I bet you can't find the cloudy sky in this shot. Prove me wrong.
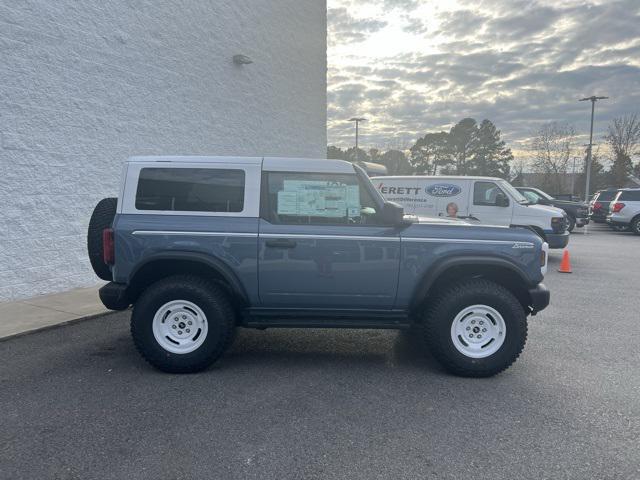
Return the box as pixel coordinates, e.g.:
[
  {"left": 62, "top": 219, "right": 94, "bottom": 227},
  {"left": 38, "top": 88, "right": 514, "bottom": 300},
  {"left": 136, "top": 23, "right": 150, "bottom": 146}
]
[{"left": 327, "top": 0, "right": 640, "bottom": 159}]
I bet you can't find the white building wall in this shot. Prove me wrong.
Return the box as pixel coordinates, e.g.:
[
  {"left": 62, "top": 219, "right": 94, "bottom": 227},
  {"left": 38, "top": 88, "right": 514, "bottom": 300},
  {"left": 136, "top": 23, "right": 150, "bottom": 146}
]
[{"left": 0, "top": 0, "right": 327, "bottom": 301}]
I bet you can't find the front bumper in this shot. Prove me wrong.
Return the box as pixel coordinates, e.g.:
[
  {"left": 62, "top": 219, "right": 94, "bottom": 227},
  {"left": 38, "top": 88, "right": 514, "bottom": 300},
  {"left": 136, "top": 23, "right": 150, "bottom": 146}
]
[
  {"left": 99, "top": 282, "right": 131, "bottom": 311},
  {"left": 528, "top": 283, "right": 550, "bottom": 315},
  {"left": 545, "top": 230, "right": 570, "bottom": 249}
]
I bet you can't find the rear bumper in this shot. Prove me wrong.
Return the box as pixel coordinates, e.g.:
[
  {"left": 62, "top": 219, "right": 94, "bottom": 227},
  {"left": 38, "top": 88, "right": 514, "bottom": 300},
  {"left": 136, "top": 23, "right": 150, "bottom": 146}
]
[
  {"left": 606, "top": 213, "right": 630, "bottom": 226},
  {"left": 528, "top": 283, "right": 550, "bottom": 315},
  {"left": 99, "top": 282, "right": 131, "bottom": 311},
  {"left": 575, "top": 217, "right": 589, "bottom": 227},
  {"left": 545, "top": 231, "right": 570, "bottom": 249}
]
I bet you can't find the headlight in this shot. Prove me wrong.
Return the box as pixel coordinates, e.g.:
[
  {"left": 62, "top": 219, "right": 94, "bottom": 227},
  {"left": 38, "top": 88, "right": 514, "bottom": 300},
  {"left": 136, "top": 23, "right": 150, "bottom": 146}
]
[{"left": 551, "top": 217, "right": 566, "bottom": 233}]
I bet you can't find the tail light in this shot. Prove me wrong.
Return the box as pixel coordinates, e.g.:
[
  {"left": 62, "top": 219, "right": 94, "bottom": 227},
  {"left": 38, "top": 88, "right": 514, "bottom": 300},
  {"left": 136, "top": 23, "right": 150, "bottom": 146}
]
[
  {"left": 592, "top": 202, "right": 602, "bottom": 210},
  {"left": 103, "top": 228, "right": 115, "bottom": 265},
  {"left": 612, "top": 202, "right": 625, "bottom": 213}
]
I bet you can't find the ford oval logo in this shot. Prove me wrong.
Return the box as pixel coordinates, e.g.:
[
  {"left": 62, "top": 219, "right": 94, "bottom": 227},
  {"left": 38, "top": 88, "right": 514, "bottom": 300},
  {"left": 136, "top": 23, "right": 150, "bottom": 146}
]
[{"left": 425, "top": 183, "right": 461, "bottom": 197}]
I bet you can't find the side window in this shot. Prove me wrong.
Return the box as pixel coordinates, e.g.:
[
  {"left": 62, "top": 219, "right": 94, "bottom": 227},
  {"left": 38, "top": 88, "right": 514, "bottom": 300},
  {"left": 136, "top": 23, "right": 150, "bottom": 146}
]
[
  {"left": 264, "top": 172, "right": 382, "bottom": 225},
  {"left": 473, "top": 181, "right": 503, "bottom": 206},
  {"left": 620, "top": 190, "right": 640, "bottom": 201},
  {"left": 135, "top": 168, "right": 245, "bottom": 212}
]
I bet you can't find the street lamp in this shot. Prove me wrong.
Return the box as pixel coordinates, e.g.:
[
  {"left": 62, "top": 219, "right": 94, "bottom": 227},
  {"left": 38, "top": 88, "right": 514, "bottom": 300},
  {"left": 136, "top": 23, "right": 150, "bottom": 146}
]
[
  {"left": 579, "top": 96, "right": 608, "bottom": 202},
  {"left": 349, "top": 117, "right": 367, "bottom": 162}
]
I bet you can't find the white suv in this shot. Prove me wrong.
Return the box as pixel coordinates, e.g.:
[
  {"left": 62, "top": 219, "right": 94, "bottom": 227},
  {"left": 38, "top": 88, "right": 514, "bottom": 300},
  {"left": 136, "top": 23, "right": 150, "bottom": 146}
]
[{"left": 607, "top": 188, "right": 640, "bottom": 235}]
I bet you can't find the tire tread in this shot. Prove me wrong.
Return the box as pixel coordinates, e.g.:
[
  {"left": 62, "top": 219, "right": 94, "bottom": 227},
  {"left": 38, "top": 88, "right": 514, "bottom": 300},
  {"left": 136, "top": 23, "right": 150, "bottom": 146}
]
[
  {"left": 422, "top": 278, "right": 527, "bottom": 377},
  {"left": 131, "top": 274, "right": 236, "bottom": 373},
  {"left": 87, "top": 197, "right": 117, "bottom": 281}
]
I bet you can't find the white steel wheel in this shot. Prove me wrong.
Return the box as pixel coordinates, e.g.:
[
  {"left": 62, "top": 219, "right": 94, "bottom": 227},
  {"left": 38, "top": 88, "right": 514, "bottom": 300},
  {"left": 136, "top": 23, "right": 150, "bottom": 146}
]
[
  {"left": 450, "top": 304, "right": 506, "bottom": 359},
  {"left": 152, "top": 300, "right": 209, "bottom": 354}
]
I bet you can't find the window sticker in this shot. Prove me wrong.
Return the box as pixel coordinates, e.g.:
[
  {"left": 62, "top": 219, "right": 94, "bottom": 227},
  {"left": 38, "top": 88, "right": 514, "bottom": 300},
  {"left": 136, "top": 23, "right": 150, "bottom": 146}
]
[{"left": 277, "top": 180, "right": 361, "bottom": 217}]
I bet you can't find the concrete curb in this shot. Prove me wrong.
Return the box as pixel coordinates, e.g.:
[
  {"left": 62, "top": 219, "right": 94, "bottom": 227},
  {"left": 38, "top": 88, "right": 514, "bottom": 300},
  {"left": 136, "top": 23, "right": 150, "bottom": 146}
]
[{"left": 0, "top": 310, "right": 120, "bottom": 343}]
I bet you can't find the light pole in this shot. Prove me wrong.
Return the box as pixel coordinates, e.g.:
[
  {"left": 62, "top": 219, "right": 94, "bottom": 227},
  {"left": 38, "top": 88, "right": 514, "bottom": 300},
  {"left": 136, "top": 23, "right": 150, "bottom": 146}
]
[
  {"left": 349, "top": 117, "right": 366, "bottom": 162},
  {"left": 579, "top": 96, "right": 608, "bottom": 202}
]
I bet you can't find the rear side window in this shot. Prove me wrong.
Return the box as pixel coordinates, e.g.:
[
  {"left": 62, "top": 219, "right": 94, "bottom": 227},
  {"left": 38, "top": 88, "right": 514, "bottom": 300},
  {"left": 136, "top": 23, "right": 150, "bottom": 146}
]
[
  {"left": 595, "top": 191, "right": 617, "bottom": 201},
  {"left": 619, "top": 190, "right": 640, "bottom": 201},
  {"left": 135, "top": 168, "right": 245, "bottom": 212}
]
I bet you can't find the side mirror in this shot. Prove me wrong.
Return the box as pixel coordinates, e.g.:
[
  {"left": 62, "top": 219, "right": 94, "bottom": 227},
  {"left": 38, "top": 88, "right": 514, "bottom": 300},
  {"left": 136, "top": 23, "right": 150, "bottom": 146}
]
[
  {"left": 496, "top": 192, "right": 510, "bottom": 207},
  {"left": 381, "top": 201, "right": 405, "bottom": 225}
]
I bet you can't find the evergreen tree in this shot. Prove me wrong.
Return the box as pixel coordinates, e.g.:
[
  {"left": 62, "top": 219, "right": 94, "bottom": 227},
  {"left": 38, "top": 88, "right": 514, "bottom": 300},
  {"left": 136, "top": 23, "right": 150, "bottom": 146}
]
[
  {"left": 379, "top": 149, "right": 413, "bottom": 175},
  {"left": 468, "top": 120, "right": 513, "bottom": 178},
  {"left": 409, "top": 132, "right": 450, "bottom": 174},
  {"left": 448, "top": 118, "right": 478, "bottom": 175},
  {"left": 611, "top": 152, "right": 633, "bottom": 187},
  {"left": 327, "top": 146, "right": 347, "bottom": 160}
]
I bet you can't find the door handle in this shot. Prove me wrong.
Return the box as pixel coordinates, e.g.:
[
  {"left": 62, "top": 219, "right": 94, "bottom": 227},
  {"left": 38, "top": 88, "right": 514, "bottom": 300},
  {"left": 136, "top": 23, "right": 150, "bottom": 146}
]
[{"left": 265, "top": 238, "right": 297, "bottom": 249}]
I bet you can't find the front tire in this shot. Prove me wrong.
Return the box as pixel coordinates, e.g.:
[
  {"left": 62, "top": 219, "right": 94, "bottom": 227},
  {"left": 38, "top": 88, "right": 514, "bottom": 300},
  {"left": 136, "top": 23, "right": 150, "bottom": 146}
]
[
  {"left": 422, "top": 279, "right": 527, "bottom": 377},
  {"left": 566, "top": 216, "right": 576, "bottom": 232},
  {"left": 131, "top": 275, "right": 236, "bottom": 373}
]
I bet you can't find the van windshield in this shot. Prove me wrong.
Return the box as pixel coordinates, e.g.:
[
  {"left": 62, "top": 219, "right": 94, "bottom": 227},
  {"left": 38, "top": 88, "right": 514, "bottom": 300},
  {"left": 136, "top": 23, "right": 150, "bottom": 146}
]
[{"left": 497, "top": 180, "right": 529, "bottom": 204}]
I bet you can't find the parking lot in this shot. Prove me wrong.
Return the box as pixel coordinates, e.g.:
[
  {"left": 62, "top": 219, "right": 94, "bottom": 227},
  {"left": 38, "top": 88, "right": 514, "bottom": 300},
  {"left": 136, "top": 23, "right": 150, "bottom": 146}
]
[{"left": 0, "top": 223, "right": 638, "bottom": 480}]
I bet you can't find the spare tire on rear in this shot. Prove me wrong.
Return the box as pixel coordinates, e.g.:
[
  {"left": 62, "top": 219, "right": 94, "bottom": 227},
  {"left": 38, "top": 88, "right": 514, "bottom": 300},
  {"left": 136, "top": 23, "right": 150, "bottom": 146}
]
[{"left": 87, "top": 197, "right": 117, "bottom": 281}]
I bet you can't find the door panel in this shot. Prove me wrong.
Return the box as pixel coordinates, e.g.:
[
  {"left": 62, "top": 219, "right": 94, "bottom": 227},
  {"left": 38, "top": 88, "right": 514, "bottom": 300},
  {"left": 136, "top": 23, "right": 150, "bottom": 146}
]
[
  {"left": 257, "top": 170, "right": 400, "bottom": 309},
  {"left": 469, "top": 181, "right": 513, "bottom": 226},
  {"left": 258, "top": 221, "right": 400, "bottom": 308}
]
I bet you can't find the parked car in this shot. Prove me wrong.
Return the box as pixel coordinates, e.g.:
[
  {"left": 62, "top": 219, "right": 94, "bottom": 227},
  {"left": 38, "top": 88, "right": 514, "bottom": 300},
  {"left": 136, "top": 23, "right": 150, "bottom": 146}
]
[
  {"left": 88, "top": 156, "right": 550, "bottom": 378},
  {"left": 372, "top": 175, "right": 569, "bottom": 248},
  {"left": 515, "top": 187, "right": 589, "bottom": 232},
  {"left": 606, "top": 188, "right": 640, "bottom": 235},
  {"left": 590, "top": 188, "right": 620, "bottom": 223}
]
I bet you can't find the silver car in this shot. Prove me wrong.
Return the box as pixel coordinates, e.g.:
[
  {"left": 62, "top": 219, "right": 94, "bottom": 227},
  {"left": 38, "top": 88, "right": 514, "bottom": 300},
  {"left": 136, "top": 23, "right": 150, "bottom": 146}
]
[{"left": 607, "top": 188, "right": 640, "bottom": 235}]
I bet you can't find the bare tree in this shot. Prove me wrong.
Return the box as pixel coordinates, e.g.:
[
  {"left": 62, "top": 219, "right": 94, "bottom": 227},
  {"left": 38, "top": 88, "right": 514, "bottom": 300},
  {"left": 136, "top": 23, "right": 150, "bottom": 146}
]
[
  {"left": 605, "top": 114, "right": 640, "bottom": 186},
  {"left": 530, "top": 122, "right": 576, "bottom": 194},
  {"left": 509, "top": 157, "right": 529, "bottom": 186},
  {"left": 605, "top": 114, "right": 640, "bottom": 157}
]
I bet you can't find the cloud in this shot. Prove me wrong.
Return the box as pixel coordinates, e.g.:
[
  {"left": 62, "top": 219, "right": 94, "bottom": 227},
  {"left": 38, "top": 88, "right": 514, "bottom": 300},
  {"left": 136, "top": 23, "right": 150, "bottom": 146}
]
[
  {"left": 327, "top": 0, "right": 640, "bottom": 156},
  {"left": 328, "top": 7, "right": 387, "bottom": 45},
  {"left": 376, "top": 0, "right": 420, "bottom": 12},
  {"left": 402, "top": 17, "right": 428, "bottom": 35}
]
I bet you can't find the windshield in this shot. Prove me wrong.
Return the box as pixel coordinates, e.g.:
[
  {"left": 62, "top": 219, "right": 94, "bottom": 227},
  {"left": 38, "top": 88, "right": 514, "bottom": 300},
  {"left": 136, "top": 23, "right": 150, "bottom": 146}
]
[
  {"left": 533, "top": 188, "right": 554, "bottom": 200},
  {"left": 498, "top": 180, "right": 529, "bottom": 204}
]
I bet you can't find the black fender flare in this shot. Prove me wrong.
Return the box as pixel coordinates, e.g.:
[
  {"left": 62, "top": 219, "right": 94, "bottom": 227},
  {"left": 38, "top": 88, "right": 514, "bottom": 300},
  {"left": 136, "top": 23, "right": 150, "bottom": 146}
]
[
  {"left": 128, "top": 251, "right": 250, "bottom": 305},
  {"left": 409, "top": 255, "right": 534, "bottom": 310}
]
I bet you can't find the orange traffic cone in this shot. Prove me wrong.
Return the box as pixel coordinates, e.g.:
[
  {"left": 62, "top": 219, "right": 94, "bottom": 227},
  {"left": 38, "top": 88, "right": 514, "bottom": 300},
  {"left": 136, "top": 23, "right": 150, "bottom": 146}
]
[{"left": 558, "top": 249, "right": 572, "bottom": 273}]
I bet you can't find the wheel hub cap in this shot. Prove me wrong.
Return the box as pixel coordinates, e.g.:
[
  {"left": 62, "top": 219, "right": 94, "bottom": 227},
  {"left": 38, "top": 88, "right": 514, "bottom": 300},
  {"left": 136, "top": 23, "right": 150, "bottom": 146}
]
[
  {"left": 152, "top": 300, "right": 208, "bottom": 354},
  {"left": 450, "top": 305, "right": 507, "bottom": 358}
]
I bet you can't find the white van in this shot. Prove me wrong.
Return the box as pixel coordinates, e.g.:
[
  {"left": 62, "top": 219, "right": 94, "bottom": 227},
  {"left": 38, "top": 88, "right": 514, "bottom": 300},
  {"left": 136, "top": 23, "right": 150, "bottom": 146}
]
[{"left": 372, "top": 175, "right": 570, "bottom": 248}]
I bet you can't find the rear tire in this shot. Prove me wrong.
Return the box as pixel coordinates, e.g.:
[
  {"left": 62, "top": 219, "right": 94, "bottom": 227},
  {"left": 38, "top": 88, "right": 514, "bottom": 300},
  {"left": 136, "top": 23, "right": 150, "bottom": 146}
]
[
  {"left": 631, "top": 217, "right": 640, "bottom": 236},
  {"left": 87, "top": 197, "right": 117, "bottom": 281},
  {"left": 131, "top": 275, "right": 236, "bottom": 373},
  {"left": 566, "top": 216, "right": 576, "bottom": 232},
  {"left": 422, "top": 279, "right": 527, "bottom": 377}
]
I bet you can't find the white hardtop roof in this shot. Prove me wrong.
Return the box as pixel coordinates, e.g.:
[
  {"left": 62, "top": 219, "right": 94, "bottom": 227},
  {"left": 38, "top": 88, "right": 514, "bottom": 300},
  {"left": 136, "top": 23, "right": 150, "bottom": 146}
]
[
  {"left": 127, "top": 156, "right": 355, "bottom": 173},
  {"left": 372, "top": 175, "right": 503, "bottom": 182}
]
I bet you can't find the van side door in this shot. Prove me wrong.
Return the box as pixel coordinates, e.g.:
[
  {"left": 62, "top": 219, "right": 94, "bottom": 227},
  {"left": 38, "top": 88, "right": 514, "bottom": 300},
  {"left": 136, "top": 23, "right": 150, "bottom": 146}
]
[{"left": 469, "top": 181, "right": 513, "bottom": 226}]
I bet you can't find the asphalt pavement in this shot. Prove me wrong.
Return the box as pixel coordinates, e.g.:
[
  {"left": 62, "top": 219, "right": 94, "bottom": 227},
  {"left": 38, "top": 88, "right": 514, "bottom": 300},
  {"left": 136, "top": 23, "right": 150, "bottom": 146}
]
[{"left": 1, "top": 223, "right": 639, "bottom": 480}]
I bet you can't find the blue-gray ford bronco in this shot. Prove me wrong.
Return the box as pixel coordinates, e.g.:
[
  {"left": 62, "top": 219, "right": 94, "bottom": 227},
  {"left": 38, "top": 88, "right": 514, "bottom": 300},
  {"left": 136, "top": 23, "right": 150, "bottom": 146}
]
[{"left": 88, "top": 156, "right": 550, "bottom": 377}]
